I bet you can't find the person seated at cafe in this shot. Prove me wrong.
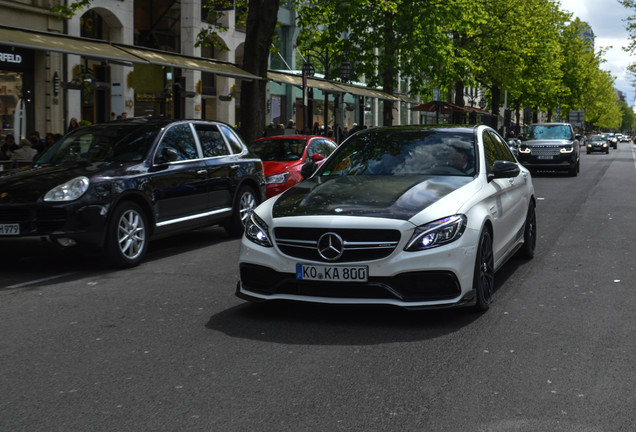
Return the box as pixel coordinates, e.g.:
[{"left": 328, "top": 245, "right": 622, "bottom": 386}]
[
  {"left": 11, "top": 138, "right": 38, "bottom": 162},
  {"left": 0, "top": 134, "right": 18, "bottom": 160}
]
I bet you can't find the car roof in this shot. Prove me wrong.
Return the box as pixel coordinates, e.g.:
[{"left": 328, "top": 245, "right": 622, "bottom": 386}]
[
  {"left": 355, "top": 124, "right": 479, "bottom": 134},
  {"left": 253, "top": 135, "right": 329, "bottom": 142}
]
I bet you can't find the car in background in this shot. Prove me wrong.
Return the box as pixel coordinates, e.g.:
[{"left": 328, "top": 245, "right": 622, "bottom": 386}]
[
  {"left": 0, "top": 118, "right": 265, "bottom": 267},
  {"left": 517, "top": 122, "right": 580, "bottom": 176},
  {"left": 249, "top": 135, "right": 337, "bottom": 198},
  {"left": 586, "top": 134, "right": 609, "bottom": 154},
  {"left": 237, "top": 124, "right": 536, "bottom": 312},
  {"left": 607, "top": 133, "right": 618, "bottom": 149}
]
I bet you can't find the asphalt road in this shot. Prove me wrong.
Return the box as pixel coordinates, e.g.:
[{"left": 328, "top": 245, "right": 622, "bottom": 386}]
[{"left": 2, "top": 142, "right": 636, "bottom": 432}]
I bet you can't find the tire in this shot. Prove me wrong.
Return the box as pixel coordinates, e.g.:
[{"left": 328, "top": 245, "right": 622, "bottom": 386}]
[
  {"left": 105, "top": 202, "right": 149, "bottom": 268},
  {"left": 568, "top": 161, "right": 578, "bottom": 177},
  {"left": 225, "top": 185, "right": 260, "bottom": 237},
  {"left": 473, "top": 229, "right": 495, "bottom": 312},
  {"left": 518, "top": 202, "right": 536, "bottom": 259}
]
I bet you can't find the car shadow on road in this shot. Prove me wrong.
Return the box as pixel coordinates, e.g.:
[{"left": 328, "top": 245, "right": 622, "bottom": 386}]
[
  {"left": 205, "top": 252, "right": 532, "bottom": 345},
  {"left": 0, "top": 226, "right": 235, "bottom": 291},
  {"left": 205, "top": 296, "right": 488, "bottom": 346}
]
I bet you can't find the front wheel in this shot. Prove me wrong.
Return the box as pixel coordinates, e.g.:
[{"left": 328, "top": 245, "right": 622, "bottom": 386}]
[
  {"left": 225, "top": 185, "right": 260, "bottom": 236},
  {"left": 105, "top": 202, "right": 149, "bottom": 267},
  {"left": 473, "top": 229, "right": 495, "bottom": 311}
]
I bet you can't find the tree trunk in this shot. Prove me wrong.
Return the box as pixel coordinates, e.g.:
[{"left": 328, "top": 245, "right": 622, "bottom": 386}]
[
  {"left": 382, "top": 12, "right": 395, "bottom": 126},
  {"left": 491, "top": 85, "right": 501, "bottom": 131},
  {"left": 239, "top": 0, "right": 280, "bottom": 146},
  {"left": 454, "top": 81, "right": 465, "bottom": 124}
]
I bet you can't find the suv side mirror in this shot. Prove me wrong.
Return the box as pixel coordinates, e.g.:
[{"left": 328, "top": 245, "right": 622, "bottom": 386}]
[
  {"left": 300, "top": 161, "right": 318, "bottom": 179},
  {"left": 156, "top": 147, "right": 179, "bottom": 164}
]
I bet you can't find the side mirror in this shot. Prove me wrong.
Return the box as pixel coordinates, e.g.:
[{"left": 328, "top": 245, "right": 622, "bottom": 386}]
[
  {"left": 156, "top": 147, "right": 179, "bottom": 164},
  {"left": 300, "top": 161, "right": 318, "bottom": 179},
  {"left": 488, "top": 160, "right": 520, "bottom": 182},
  {"left": 310, "top": 153, "right": 325, "bottom": 162}
]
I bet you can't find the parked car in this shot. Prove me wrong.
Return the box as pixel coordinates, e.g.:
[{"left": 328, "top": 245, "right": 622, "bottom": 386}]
[
  {"left": 248, "top": 135, "right": 337, "bottom": 198},
  {"left": 0, "top": 118, "right": 265, "bottom": 267},
  {"left": 587, "top": 134, "right": 609, "bottom": 154},
  {"left": 237, "top": 124, "right": 536, "bottom": 311},
  {"left": 516, "top": 122, "right": 580, "bottom": 176}
]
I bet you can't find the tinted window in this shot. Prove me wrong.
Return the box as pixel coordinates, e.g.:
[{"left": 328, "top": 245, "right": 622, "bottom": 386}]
[
  {"left": 307, "top": 139, "right": 337, "bottom": 161},
  {"left": 157, "top": 124, "right": 198, "bottom": 161},
  {"left": 488, "top": 131, "right": 516, "bottom": 163},
  {"left": 250, "top": 139, "right": 307, "bottom": 161},
  {"left": 36, "top": 124, "right": 158, "bottom": 165},
  {"left": 482, "top": 132, "right": 498, "bottom": 173},
  {"left": 219, "top": 124, "right": 245, "bottom": 154},
  {"left": 320, "top": 130, "right": 475, "bottom": 176},
  {"left": 195, "top": 124, "right": 229, "bottom": 157}
]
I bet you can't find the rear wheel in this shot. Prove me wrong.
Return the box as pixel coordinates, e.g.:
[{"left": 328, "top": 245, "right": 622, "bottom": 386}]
[
  {"left": 105, "top": 202, "right": 148, "bottom": 268},
  {"left": 225, "top": 185, "right": 259, "bottom": 236},
  {"left": 473, "top": 229, "right": 494, "bottom": 311}
]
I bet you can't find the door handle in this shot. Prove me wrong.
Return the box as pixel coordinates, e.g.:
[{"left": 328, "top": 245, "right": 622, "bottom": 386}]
[{"left": 196, "top": 169, "right": 207, "bottom": 176}]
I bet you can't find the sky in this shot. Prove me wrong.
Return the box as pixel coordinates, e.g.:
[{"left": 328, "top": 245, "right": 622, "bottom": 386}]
[{"left": 558, "top": 0, "right": 636, "bottom": 107}]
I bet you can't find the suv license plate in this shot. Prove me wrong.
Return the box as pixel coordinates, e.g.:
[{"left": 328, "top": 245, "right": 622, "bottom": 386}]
[
  {"left": 537, "top": 155, "right": 554, "bottom": 160},
  {"left": 0, "top": 223, "right": 20, "bottom": 236},
  {"left": 296, "top": 263, "right": 368, "bottom": 282}
]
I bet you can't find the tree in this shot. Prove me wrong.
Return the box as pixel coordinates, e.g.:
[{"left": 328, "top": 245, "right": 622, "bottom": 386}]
[{"left": 294, "top": 0, "right": 481, "bottom": 126}]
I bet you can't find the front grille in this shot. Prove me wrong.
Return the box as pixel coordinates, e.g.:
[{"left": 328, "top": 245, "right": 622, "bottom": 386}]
[
  {"left": 36, "top": 208, "right": 68, "bottom": 232},
  {"left": 0, "top": 206, "right": 68, "bottom": 233},
  {"left": 0, "top": 208, "right": 29, "bottom": 223},
  {"left": 530, "top": 147, "right": 561, "bottom": 156},
  {"left": 274, "top": 227, "right": 401, "bottom": 263},
  {"left": 240, "top": 264, "right": 461, "bottom": 302}
]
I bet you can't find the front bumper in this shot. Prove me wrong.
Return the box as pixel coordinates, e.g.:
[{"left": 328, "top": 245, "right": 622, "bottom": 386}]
[
  {"left": 236, "top": 227, "right": 480, "bottom": 310},
  {"left": 517, "top": 153, "right": 577, "bottom": 170},
  {"left": 0, "top": 202, "right": 109, "bottom": 248}
]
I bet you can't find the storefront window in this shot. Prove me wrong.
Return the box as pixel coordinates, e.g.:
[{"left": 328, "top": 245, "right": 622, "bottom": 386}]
[{"left": 0, "top": 71, "right": 23, "bottom": 138}]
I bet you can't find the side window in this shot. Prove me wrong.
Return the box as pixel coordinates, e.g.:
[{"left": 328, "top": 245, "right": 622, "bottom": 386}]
[
  {"left": 156, "top": 124, "right": 198, "bottom": 161},
  {"left": 219, "top": 124, "right": 246, "bottom": 154},
  {"left": 194, "top": 124, "right": 230, "bottom": 157},
  {"left": 488, "top": 131, "right": 516, "bottom": 163},
  {"left": 482, "top": 132, "right": 498, "bottom": 173}
]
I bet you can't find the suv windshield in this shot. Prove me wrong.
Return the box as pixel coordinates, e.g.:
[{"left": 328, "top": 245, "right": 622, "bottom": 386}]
[
  {"left": 525, "top": 124, "right": 573, "bottom": 140},
  {"left": 36, "top": 124, "right": 159, "bottom": 165}
]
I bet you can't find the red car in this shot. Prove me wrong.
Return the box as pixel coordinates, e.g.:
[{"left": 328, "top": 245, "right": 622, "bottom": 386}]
[{"left": 249, "top": 135, "right": 338, "bottom": 198}]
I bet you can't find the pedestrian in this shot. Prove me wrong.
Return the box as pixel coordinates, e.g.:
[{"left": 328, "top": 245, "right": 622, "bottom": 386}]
[
  {"left": 11, "top": 138, "right": 38, "bottom": 162},
  {"left": 68, "top": 117, "right": 80, "bottom": 132}
]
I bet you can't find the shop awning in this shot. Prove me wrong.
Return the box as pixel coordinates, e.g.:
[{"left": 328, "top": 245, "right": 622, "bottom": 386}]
[
  {"left": 394, "top": 93, "right": 419, "bottom": 104},
  {"left": 114, "top": 44, "right": 259, "bottom": 79},
  {"left": 0, "top": 24, "right": 260, "bottom": 80},
  {"left": 267, "top": 70, "right": 399, "bottom": 100},
  {"left": 0, "top": 25, "right": 141, "bottom": 65}
]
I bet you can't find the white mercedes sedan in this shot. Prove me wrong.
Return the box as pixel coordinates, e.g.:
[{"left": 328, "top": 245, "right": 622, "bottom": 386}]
[{"left": 236, "top": 124, "right": 536, "bottom": 311}]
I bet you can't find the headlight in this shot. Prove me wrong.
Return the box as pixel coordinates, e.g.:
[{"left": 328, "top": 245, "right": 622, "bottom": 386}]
[
  {"left": 266, "top": 172, "right": 289, "bottom": 184},
  {"left": 405, "top": 215, "right": 467, "bottom": 251},
  {"left": 518, "top": 146, "right": 531, "bottom": 154},
  {"left": 560, "top": 146, "right": 574, "bottom": 153},
  {"left": 603, "top": 143, "right": 608, "bottom": 147},
  {"left": 244, "top": 212, "right": 273, "bottom": 247},
  {"left": 43, "top": 176, "right": 90, "bottom": 202}
]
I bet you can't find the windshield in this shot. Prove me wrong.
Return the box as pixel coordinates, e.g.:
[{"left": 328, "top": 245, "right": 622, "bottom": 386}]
[
  {"left": 35, "top": 124, "right": 159, "bottom": 165},
  {"left": 249, "top": 139, "right": 307, "bottom": 161},
  {"left": 590, "top": 135, "right": 606, "bottom": 142},
  {"left": 525, "top": 124, "right": 573, "bottom": 140},
  {"left": 320, "top": 129, "right": 476, "bottom": 177}
]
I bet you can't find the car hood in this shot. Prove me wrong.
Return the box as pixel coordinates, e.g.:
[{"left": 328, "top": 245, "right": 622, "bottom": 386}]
[
  {"left": 0, "top": 162, "right": 141, "bottom": 203},
  {"left": 270, "top": 175, "right": 474, "bottom": 221},
  {"left": 523, "top": 139, "right": 574, "bottom": 146}
]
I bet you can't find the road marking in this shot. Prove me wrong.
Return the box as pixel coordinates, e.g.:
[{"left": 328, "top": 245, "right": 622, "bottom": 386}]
[{"left": 5, "top": 272, "right": 77, "bottom": 289}]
